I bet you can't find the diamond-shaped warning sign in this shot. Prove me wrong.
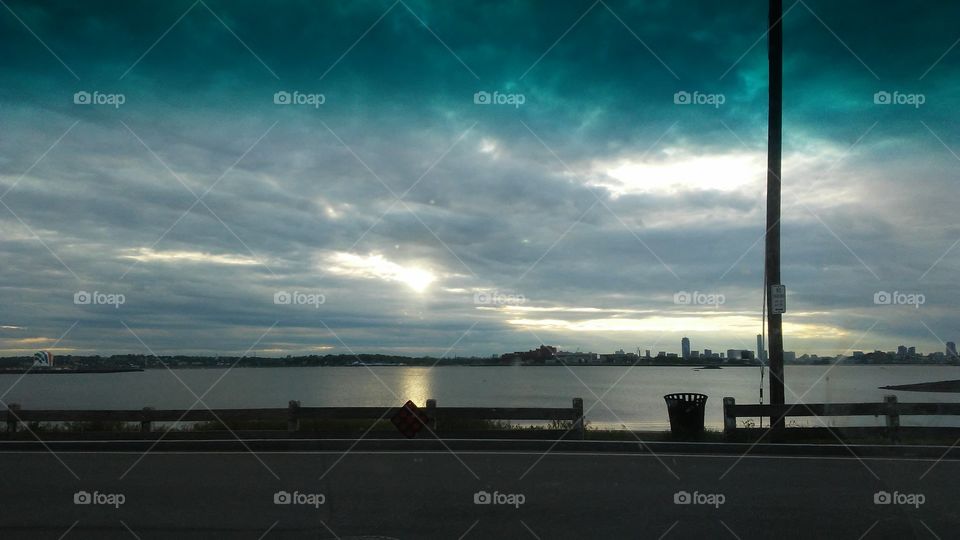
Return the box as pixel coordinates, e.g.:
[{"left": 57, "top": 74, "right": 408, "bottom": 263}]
[{"left": 391, "top": 400, "right": 429, "bottom": 439}]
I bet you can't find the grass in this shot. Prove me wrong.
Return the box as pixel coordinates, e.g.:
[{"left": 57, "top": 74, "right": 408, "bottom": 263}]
[
  {"left": 4, "top": 417, "right": 585, "bottom": 435},
  {"left": 187, "top": 417, "right": 582, "bottom": 432},
  {"left": 16, "top": 421, "right": 141, "bottom": 433},
  {"left": 6, "top": 418, "right": 960, "bottom": 446}
]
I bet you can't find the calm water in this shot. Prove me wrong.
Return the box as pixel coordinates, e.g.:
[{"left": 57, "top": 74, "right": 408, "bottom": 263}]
[{"left": 2, "top": 365, "right": 959, "bottom": 429}]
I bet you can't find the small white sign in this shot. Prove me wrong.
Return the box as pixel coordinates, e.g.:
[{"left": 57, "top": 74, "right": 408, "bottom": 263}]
[{"left": 770, "top": 284, "right": 786, "bottom": 314}]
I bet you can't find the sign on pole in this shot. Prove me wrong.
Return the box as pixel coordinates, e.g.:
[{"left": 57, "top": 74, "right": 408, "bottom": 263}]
[
  {"left": 391, "top": 400, "right": 430, "bottom": 439},
  {"left": 770, "top": 284, "right": 786, "bottom": 315}
]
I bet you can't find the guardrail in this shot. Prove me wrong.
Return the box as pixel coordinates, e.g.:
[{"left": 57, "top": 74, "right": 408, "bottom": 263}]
[
  {"left": 4, "top": 398, "right": 586, "bottom": 439},
  {"left": 723, "top": 395, "right": 960, "bottom": 441}
]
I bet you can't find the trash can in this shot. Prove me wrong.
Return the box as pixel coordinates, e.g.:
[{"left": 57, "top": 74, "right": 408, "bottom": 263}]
[{"left": 664, "top": 393, "right": 708, "bottom": 436}]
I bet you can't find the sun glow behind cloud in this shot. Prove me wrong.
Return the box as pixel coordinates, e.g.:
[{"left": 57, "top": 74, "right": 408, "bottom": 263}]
[
  {"left": 594, "top": 152, "right": 764, "bottom": 195},
  {"left": 326, "top": 252, "right": 437, "bottom": 292}
]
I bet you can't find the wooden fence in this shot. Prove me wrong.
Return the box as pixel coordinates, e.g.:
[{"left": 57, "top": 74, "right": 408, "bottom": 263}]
[
  {"left": 4, "top": 398, "right": 586, "bottom": 439},
  {"left": 723, "top": 395, "right": 960, "bottom": 441}
]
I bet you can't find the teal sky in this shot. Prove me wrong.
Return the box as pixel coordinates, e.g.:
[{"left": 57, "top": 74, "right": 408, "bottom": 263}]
[{"left": 1, "top": 0, "right": 959, "bottom": 357}]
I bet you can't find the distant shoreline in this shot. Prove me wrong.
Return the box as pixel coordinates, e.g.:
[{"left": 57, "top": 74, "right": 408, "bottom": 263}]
[
  {"left": 3, "top": 362, "right": 951, "bottom": 371},
  {"left": 880, "top": 379, "right": 960, "bottom": 392},
  {"left": 2, "top": 358, "right": 958, "bottom": 371}
]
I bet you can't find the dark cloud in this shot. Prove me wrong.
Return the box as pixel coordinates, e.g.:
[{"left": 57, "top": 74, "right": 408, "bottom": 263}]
[{"left": 1, "top": 0, "right": 959, "bottom": 356}]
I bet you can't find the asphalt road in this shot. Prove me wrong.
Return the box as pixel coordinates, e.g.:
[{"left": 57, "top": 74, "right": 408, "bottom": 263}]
[{"left": 0, "top": 444, "right": 956, "bottom": 539}]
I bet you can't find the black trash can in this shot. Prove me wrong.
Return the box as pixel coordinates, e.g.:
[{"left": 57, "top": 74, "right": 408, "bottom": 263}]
[{"left": 664, "top": 393, "right": 708, "bottom": 436}]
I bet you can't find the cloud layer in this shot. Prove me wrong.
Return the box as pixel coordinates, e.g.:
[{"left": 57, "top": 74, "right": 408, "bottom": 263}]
[{"left": 1, "top": 0, "right": 959, "bottom": 357}]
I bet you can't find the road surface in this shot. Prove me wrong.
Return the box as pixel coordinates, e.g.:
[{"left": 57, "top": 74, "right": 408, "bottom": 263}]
[{"left": 0, "top": 442, "right": 956, "bottom": 539}]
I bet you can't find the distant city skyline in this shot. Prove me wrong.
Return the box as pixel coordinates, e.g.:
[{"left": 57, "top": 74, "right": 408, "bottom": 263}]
[{"left": 9, "top": 333, "right": 960, "bottom": 361}]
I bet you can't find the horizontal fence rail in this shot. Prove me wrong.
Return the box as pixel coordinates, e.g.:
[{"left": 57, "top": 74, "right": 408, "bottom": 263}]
[
  {"left": 723, "top": 395, "right": 960, "bottom": 441},
  {"left": 3, "top": 398, "right": 586, "bottom": 439}
]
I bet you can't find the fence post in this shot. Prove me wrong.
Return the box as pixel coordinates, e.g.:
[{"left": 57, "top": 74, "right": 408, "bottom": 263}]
[
  {"left": 6, "top": 403, "right": 20, "bottom": 434},
  {"left": 141, "top": 407, "right": 154, "bottom": 433},
  {"left": 723, "top": 397, "right": 736, "bottom": 436},
  {"left": 287, "top": 400, "right": 301, "bottom": 433},
  {"left": 425, "top": 399, "right": 437, "bottom": 434},
  {"left": 884, "top": 395, "right": 900, "bottom": 443},
  {"left": 572, "top": 397, "right": 584, "bottom": 440}
]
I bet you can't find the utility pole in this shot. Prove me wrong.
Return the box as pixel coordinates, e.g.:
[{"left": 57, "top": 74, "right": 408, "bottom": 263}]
[{"left": 766, "top": 0, "right": 786, "bottom": 431}]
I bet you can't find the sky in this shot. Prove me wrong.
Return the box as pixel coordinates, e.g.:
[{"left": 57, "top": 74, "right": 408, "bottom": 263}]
[{"left": 1, "top": 0, "right": 959, "bottom": 358}]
